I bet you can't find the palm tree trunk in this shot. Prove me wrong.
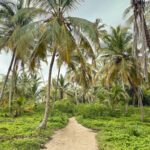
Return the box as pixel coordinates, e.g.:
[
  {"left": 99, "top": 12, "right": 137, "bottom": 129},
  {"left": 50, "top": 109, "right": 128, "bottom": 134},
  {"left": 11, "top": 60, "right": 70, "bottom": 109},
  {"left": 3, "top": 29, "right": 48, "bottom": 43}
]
[
  {"left": 0, "top": 49, "right": 16, "bottom": 101},
  {"left": 132, "top": 94, "right": 136, "bottom": 106},
  {"left": 9, "top": 56, "right": 17, "bottom": 114},
  {"left": 137, "top": 87, "right": 144, "bottom": 121},
  {"left": 140, "top": 12, "right": 148, "bottom": 82},
  {"left": 75, "top": 90, "right": 78, "bottom": 104},
  {"left": 143, "top": 14, "right": 150, "bottom": 50},
  {"left": 13, "top": 60, "right": 19, "bottom": 96},
  {"left": 133, "top": 18, "right": 138, "bottom": 58},
  {"left": 38, "top": 49, "right": 57, "bottom": 129},
  {"left": 60, "top": 89, "right": 63, "bottom": 99},
  {"left": 8, "top": 77, "right": 13, "bottom": 114}
]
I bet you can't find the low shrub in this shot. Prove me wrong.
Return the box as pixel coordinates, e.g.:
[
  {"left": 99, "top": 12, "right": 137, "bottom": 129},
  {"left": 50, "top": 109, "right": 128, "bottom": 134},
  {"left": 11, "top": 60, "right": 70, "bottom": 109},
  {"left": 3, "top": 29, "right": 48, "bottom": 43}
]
[
  {"left": 54, "top": 99, "right": 75, "bottom": 115},
  {"left": 129, "top": 125, "right": 142, "bottom": 137},
  {"left": 76, "top": 103, "right": 109, "bottom": 118}
]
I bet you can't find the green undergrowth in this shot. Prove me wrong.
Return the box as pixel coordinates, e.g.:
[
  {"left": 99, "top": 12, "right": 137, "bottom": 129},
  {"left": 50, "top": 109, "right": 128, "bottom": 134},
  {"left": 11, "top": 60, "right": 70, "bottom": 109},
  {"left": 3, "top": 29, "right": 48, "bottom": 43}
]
[
  {"left": 76, "top": 106, "right": 150, "bottom": 150},
  {"left": 0, "top": 104, "right": 69, "bottom": 150}
]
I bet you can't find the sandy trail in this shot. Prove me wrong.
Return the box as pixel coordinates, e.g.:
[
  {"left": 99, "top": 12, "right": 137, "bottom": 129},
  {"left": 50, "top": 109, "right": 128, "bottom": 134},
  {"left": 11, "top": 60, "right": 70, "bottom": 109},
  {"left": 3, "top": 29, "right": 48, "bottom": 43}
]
[{"left": 43, "top": 117, "right": 98, "bottom": 150}]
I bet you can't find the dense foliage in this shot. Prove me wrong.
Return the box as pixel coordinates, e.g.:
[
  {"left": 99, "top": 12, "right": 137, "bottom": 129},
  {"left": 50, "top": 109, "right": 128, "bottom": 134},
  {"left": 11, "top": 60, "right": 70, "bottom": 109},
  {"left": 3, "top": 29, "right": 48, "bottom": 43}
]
[{"left": 0, "top": 104, "right": 69, "bottom": 150}]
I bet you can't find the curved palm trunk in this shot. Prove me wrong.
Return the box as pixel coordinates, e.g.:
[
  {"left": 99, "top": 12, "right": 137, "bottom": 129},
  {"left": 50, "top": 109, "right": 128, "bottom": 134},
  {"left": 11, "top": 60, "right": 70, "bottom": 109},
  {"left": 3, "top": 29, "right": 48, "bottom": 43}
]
[
  {"left": 38, "top": 49, "right": 56, "bottom": 129},
  {"left": 0, "top": 49, "right": 16, "bottom": 101},
  {"left": 9, "top": 57, "right": 18, "bottom": 114}
]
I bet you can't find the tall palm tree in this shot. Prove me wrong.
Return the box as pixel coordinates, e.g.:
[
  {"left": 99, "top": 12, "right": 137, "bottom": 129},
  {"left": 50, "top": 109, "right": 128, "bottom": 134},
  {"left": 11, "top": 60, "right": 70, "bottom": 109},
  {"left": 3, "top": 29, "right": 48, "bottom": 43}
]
[
  {"left": 31, "top": 0, "right": 100, "bottom": 129},
  {"left": 0, "top": 0, "right": 42, "bottom": 102},
  {"left": 101, "top": 26, "right": 144, "bottom": 121},
  {"left": 101, "top": 26, "right": 135, "bottom": 87},
  {"left": 124, "top": 0, "right": 150, "bottom": 82}
]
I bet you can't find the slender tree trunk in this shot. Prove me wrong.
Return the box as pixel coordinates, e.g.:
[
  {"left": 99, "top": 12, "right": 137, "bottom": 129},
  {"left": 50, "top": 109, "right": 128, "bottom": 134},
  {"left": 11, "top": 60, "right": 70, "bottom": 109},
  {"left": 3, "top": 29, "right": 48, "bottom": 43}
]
[
  {"left": 132, "top": 94, "right": 136, "bottom": 106},
  {"left": 8, "top": 76, "right": 14, "bottom": 114},
  {"left": 143, "top": 14, "right": 150, "bottom": 50},
  {"left": 75, "top": 90, "right": 78, "bottom": 105},
  {"left": 140, "top": 12, "right": 148, "bottom": 82},
  {"left": 133, "top": 14, "right": 138, "bottom": 58},
  {"left": 13, "top": 60, "right": 19, "bottom": 96},
  {"left": 60, "top": 89, "right": 63, "bottom": 99},
  {"left": 0, "top": 50, "right": 16, "bottom": 101},
  {"left": 55, "top": 66, "right": 61, "bottom": 101},
  {"left": 8, "top": 57, "right": 17, "bottom": 114},
  {"left": 137, "top": 87, "right": 144, "bottom": 122},
  {"left": 38, "top": 49, "right": 56, "bottom": 129},
  {"left": 132, "top": 4, "right": 145, "bottom": 121}
]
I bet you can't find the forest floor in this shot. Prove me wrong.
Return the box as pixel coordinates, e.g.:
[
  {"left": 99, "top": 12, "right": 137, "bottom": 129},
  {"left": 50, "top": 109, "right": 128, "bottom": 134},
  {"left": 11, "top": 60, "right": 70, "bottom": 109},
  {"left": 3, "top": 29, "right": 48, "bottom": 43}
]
[{"left": 43, "top": 117, "right": 98, "bottom": 150}]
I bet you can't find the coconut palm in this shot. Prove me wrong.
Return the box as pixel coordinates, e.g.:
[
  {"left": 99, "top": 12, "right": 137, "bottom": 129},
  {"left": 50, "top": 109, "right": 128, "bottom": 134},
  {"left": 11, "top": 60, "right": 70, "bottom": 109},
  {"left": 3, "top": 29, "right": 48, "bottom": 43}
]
[
  {"left": 16, "top": 72, "right": 42, "bottom": 106},
  {"left": 124, "top": 0, "right": 150, "bottom": 82},
  {"left": 101, "top": 26, "right": 144, "bottom": 121},
  {"left": 0, "top": 0, "right": 42, "bottom": 102},
  {"left": 31, "top": 0, "right": 100, "bottom": 129},
  {"left": 57, "top": 74, "right": 69, "bottom": 99},
  {"left": 101, "top": 26, "right": 137, "bottom": 86}
]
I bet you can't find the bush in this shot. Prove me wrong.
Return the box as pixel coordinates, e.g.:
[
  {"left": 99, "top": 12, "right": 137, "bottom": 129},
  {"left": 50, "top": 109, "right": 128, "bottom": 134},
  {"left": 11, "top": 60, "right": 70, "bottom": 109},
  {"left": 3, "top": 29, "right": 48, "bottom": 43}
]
[
  {"left": 54, "top": 99, "right": 75, "bottom": 115},
  {"left": 76, "top": 103, "right": 109, "bottom": 119},
  {"left": 129, "top": 126, "right": 142, "bottom": 137}
]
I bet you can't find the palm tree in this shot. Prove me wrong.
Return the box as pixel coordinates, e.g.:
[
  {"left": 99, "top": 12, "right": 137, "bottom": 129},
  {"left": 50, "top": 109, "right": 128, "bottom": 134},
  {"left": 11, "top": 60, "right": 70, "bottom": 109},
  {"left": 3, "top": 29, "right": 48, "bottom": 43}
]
[
  {"left": 31, "top": 0, "right": 100, "bottom": 129},
  {"left": 57, "top": 74, "right": 69, "bottom": 99},
  {"left": 52, "top": 74, "right": 69, "bottom": 100},
  {"left": 0, "top": 0, "right": 42, "bottom": 103},
  {"left": 16, "top": 72, "right": 42, "bottom": 107},
  {"left": 124, "top": 0, "right": 150, "bottom": 82},
  {"left": 101, "top": 26, "right": 144, "bottom": 120},
  {"left": 101, "top": 26, "right": 135, "bottom": 86}
]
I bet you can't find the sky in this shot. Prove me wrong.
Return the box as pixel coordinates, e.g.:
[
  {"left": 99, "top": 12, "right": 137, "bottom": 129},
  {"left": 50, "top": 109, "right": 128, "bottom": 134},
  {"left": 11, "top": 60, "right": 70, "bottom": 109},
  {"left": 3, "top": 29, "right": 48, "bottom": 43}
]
[{"left": 0, "top": 0, "right": 130, "bottom": 80}]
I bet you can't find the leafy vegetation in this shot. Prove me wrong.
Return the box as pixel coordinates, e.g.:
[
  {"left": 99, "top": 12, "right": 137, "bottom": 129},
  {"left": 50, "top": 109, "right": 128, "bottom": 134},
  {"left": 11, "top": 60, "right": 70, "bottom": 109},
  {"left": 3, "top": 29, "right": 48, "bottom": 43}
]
[
  {"left": 0, "top": 105, "right": 69, "bottom": 150},
  {"left": 76, "top": 106, "right": 150, "bottom": 150}
]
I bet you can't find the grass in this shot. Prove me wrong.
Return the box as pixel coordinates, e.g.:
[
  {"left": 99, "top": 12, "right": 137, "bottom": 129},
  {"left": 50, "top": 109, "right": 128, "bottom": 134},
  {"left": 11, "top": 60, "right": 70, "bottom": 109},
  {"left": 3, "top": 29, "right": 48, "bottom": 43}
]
[
  {"left": 0, "top": 105, "right": 69, "bottom": 150},
  {"left": 76, "top": 107, "right": 150, "bottom": 150}
]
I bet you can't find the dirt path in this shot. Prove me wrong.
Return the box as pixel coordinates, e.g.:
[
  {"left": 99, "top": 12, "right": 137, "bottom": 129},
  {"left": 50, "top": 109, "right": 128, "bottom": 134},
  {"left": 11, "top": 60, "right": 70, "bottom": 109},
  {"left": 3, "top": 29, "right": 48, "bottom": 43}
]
[{"left": 43, "top": 117, "right": 98, "bottom": 150}]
